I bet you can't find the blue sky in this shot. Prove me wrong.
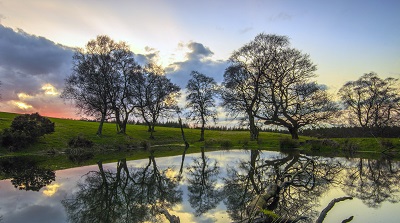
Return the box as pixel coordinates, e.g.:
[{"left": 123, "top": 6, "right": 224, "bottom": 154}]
[{"left": 0, "top": 0, "right": 399, "bottom": 118}]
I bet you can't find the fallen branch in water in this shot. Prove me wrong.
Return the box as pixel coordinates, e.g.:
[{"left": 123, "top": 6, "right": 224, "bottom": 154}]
[{"left": 316, "top": 196, "right": 353, "bottom": 223}]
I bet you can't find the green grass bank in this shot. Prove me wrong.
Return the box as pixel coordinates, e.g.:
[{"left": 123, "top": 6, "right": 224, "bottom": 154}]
[{"left": 1, "top": 112, "right": 399, "bottom": 171}]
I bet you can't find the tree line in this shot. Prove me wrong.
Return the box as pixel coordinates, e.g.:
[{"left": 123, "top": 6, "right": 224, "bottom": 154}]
[{"left": 61, "top": 34, "right": 400, "bottom": 140}]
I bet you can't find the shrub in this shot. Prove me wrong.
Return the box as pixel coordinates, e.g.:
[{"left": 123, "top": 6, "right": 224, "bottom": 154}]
[
  {"left": 68, "top": 134, "right": 93, "bottom": 148},
  {"left": 220, "top": 139, "right": 233, "bottom": 148},
  {"left": 279, "top": 137, "right": 299, "bottom": 150},
  {"left": 1, "top": 113, "right": 55, "bottom": 150},
  {"left": 307, "top": 139, "right": 340, "bottom": 150}
]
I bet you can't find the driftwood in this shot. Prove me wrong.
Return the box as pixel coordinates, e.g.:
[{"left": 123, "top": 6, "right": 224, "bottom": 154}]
[{"left": 316, "top": 196, "right": 353, "bottom": 223}]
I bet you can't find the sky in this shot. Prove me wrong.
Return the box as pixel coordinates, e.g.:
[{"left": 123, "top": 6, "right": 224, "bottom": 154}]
[{"left": 0, "top": 0, "right": 399, "bottom": 119}]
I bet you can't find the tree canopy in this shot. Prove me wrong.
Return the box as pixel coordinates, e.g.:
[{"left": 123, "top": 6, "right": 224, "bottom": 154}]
[
  {"left": 185, "top": 71, "right": 219, "bottom": 141},
  {"left": 338, "top": 72, "right": 400, "bottom": 130},
  {"left": 223, "top": 34, "right": 337, "bottom": 139}
]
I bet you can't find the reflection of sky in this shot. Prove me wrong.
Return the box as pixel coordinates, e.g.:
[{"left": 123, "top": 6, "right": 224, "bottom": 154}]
[{"left": 1, "top": 150, "right": 400, "bottom": 223}]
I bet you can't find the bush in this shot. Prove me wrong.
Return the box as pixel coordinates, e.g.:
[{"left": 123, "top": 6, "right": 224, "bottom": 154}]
[
  {"left": 306, "top": 139, "right": 340, "bottom": 151},
  {"left": 279, "top": 137, "right": 299, "bottom": 150},
  {"left": 68, "top": 134, "right": 93, "bottom": 148},
  {"left": 1, "top": 113, "right": 55, "bottom": 150},
  {"left": 220, "top": 139, "right": 233, "bottom": 148}
]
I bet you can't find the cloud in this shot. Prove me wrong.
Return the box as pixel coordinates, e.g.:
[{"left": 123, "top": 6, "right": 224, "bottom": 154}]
[
  {"left": 165, "top": 41, "right": 228, "bottom": 89},
  {"left": 268, "top": 12, "right": 292, "bottom": 22},
  {"left": 239, "top": 27, "right": 253, "bottom": 34},
  {"left": 0, "top": 24, "right": 75, "bottom": 118}
]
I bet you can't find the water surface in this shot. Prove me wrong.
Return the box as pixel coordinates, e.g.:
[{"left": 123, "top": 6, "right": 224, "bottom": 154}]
[{"left": 0, "top": 150, "right": 399, "bottom": 222}]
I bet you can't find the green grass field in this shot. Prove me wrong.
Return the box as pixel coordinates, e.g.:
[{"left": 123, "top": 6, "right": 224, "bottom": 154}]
[{"left": 1, "top": 111, "right": 399, "bottom": 170}]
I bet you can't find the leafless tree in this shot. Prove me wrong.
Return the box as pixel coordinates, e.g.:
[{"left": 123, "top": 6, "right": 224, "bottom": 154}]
[
  {"left": 223, "top": 34, "right": 337, "bottom": 139},
  {"left": 61, "top": 35, "right": 139, "bottom": 135},
  {"left": 222, "top": 65, "right": 261, "bottom": 140},
  {"left": 185, "top": 71, "right": 219, "bottom": 141},
  {"left": 135, "top": 63, "right": 180, "bottom": 139},
  {"left": 338, "top": 72, "right": 400, "bottom": 130}
]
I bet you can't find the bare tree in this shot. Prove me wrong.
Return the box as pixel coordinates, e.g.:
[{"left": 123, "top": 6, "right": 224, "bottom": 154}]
[
  {"left": 135, "top": 63, "right": 180, "bottom": 139},
  {"left": 185, "top": 71, "right": 219, "bottom": 141},
  {"left": 222, "top": 65, "right": 261, "bottom": 141},
  {"left": 224, "top": 33, "right": 337, "bottom": 139},
  {"left": 338, "top": 72, "right": 400, "bottom": 130},
  {"left": 61, "top": 35, "right": 137, "bottom": 135}
]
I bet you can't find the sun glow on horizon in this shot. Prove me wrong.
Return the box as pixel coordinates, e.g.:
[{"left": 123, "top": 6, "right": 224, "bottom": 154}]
[{"left": 11, "top": 101, "right": 33, "bottom": 110}]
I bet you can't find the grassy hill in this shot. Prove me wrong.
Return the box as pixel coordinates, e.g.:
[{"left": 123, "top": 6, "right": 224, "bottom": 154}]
[{"left": 1, "top": 111, "right": 399, "bottom": 170}]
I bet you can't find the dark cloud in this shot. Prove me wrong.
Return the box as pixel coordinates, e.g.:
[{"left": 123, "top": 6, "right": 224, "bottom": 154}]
[
  {"left": 133, "top": 46, "right": 160, "bottom": 66},
  {"left": 186, "top": 42, "right": 214, "bottom": 60},
  {"left": 0, "top": 24, "right": 74, "bottom": 97},
  {"left": 4, "top": 205, "right": 66, "bottom": 223},
  {"left": 166, "top": 42, "right": 228, "bottom": 88},
  {"left": 0, "top": 24, "right": 75, "bottom": 116}
]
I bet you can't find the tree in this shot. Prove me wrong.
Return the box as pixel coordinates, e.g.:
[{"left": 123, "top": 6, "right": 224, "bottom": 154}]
[
  {"left": 222, "top": 65, "right": 261, "bottom": 140},
  {"left": 1, "top": 113, "right": 55, "bottom": 150},
  {"left": 185, "top": 71, "right": 219, "bottom": 141},
  {"left": 61, "top": 35, "right": 139, "bottom": 135},
  {"left": 338, "top": 72, "right": 400, "bottom": 131},
  {"left": 225, "top": 33, "right": 337, "bottom": 139},
  {"left": 135, "top": 63, "right": 181, "bottom": 139}
]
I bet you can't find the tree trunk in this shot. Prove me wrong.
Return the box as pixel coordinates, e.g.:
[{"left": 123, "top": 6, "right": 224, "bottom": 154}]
[
  {"left": 97, "top": 113, "right": 106, "bottom": 136},
  {"left": 200, "top": 127, "right": 205, "bottom": 141},
  {"left": 199, "top": 115, "right": 205, "bottom": 141},
  {"left": 288, "top": 127, "right": 299, "bottom": 139},
  {"left": 149, "top": 124, "right": 155, "bottom": 139},
  {"left": 248, "top": 113, "right": 258, "bottom": 141}
]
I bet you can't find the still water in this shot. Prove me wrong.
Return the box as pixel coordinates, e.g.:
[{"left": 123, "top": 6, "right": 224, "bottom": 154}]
[{"left": 0, "top": 150, "right": 399, "bottom": 223}]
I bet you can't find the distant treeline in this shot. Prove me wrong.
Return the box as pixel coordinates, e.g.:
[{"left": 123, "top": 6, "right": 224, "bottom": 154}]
[{"left": 300, "top": 127, "right": 400, "bottom": 138}]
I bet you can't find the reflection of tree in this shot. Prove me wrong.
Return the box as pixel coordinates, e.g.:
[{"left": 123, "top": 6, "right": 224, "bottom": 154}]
[
  {"left": 223, "top": 150, "right": 343, "bottom": 222},
  {"left": 0, "top": 156, "right": 55, "bottom": 191},
  {"left": 343, "top": 157, "right": 400, "bottom": 208},
  {"left": 62, "top": 154, "right": 182, "bottom": 223},
  {"left": 186, "top": 147, "right": 222, "bottom": 216}
]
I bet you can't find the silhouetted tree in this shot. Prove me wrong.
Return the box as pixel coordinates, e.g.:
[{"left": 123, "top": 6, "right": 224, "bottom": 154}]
[
  {"left": 338, "top": 72, "right": 400, "bottom": 131},
  {"left": 135, "top": 63, "right": 180, "bottom": 139},
  {"left": 222, "top": 64, "right": 261, "bottom": 141},
  {"left": 224, "top": 34, "right": 338, "bottom": 139},
  {"left": 185, "top": 71, "right": 219, "bottom": 141},
  {"left": 61, "top": 35, "right": 139, "bottom": 135}
]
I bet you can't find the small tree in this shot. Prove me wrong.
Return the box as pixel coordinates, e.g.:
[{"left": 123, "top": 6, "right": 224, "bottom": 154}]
[
  {"left": 185, "top": 71, "right": 219, "bottom": 141},
  {"left": 135, "top": 63, "right": 181, "bottom": 139},
  {"left": 338, "top": 72, "right": 400, "bottom": 130},
  {"left": 1, "top": 113, "right": 55, "bottom": 150}
]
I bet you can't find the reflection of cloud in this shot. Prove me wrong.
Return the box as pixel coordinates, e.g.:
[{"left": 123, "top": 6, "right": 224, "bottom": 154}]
[{"left": 43, "top": 183, "right": 61, "bottom": 197}]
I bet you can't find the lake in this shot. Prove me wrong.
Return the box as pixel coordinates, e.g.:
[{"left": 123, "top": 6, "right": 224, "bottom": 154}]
[{"left": 0, "top": 149, "right": 399, "bottom": 223}]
